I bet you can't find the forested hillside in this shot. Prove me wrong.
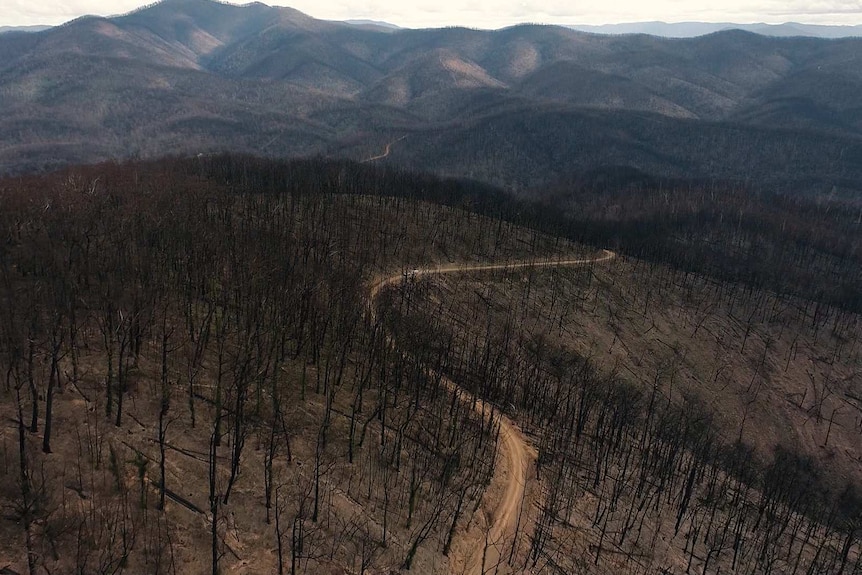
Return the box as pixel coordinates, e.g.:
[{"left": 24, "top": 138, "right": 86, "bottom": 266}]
[
  {"left": 2, "top": 156, "right": 862, "bottom": 574},
  {"left": 0, "top": 156, "right": 586, "bottom": 573},
  {"left": 410, "top": 255, "right": 862, "bottom": 573}
]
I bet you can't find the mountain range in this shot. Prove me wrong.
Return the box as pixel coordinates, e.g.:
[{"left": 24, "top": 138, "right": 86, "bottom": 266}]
[
  {"left": 1, "top": 0, "right": 861, "bottom": 194},
  {"left": 0, "top": 26, "right": 53, "bottom": 34},
  {"left": 569, "top": 22, "right": 862, "bottom": 39},
  {"left": 6, "top": 19, "right": 862, "bottom": 39}
]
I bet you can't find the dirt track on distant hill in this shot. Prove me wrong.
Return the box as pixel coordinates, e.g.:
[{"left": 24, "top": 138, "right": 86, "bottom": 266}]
[
  {"left": 369, "top": 250, "right": 616, "bottom": 574},
  {"left": 361, "top": 135, "right": 407, "bottom": 163}
]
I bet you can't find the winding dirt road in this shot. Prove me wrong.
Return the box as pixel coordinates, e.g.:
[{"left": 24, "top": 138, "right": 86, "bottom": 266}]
[
  {"left": 361, "top": 135, "right": 407, "bottom": 163},
  {"left": 368, "top": 249, "right": 616, "bottom": 574}
]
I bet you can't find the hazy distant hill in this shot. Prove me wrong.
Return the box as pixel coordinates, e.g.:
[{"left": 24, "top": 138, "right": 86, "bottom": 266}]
[
  {"left": 343, "top": 19, "right": 401, "bottom": 31},
  {"left": 570, "top": 21, "right": 862, "bottom": 39},
  {"left": 0, "top": 25, "right": 52, "bottom": 34},
  {"left": 1, "top": 0, "right": 861, "bottom": 194}
]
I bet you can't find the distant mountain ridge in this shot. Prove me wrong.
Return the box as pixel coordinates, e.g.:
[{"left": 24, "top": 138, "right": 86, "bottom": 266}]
[
  {"left": 0, "top": 0, "right": 861, "bottom": 195},
  {"left": 0, "top": 25, "right": 52, "bottom": 34},
  {"left": 343, "top": 19, "right": 401, "bottom": 31},
  {"left": 569, "top": 21, "right": 862, "bottom": 38},
  {"left": 5, "top": 16, "right": 862, "bottom": 38}
]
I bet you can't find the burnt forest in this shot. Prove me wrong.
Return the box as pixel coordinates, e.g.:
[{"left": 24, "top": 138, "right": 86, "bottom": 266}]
[{"left": 2, "top": 1, "right": 862, "bottom": 574}]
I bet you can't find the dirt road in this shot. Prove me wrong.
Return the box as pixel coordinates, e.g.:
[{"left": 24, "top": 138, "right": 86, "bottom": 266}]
[
  {"left": 361, "top": 135, "right": 407, "bottom": 163},
  {"left": 368, "top": 249, "right": 616, "bottom": 574}
]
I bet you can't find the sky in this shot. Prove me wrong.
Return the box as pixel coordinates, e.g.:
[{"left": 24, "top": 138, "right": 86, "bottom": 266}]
[{"left": 3, "top": 0, "right": 862, "bottom": 28}]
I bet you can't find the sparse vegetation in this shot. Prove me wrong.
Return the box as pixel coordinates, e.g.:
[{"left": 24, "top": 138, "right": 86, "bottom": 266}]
[
  {"left": 402, "top": 236, "right": 862, "bottom": 575},
  {"left": 0, "top": 156, "right": 585, "bottom": 573},
  {"left": 1, "top": 147, "right": 861, "bottom": 575},
  {"left": 2, "top": 4, "right": 862, "bottom": 575}
]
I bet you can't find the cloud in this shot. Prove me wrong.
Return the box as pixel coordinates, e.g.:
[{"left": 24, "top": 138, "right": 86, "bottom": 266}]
[
  {"left": 276, "top": 0, "right": 862, "bottom": 26},
  {"left": 3, "top": 0, "right": 144, "bottom": 25}
]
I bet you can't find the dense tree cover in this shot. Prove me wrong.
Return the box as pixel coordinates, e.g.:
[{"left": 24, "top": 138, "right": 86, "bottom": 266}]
[{"left": 539, "top": 167, "right": 862, "bottom": 313}]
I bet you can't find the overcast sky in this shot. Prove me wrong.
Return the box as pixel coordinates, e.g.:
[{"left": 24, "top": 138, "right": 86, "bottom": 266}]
[{"left": 3, "top": 0, "right": 862, "bottom": 28}]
